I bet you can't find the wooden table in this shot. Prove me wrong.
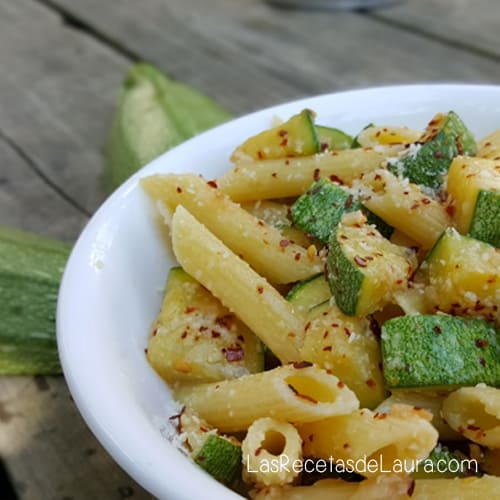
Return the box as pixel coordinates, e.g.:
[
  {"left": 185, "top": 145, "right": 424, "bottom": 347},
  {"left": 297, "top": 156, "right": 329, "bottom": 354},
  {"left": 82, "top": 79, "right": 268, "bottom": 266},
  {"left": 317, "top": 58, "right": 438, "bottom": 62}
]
[{"left": 0, "top": 1, "right": 499, "bottom": 498}]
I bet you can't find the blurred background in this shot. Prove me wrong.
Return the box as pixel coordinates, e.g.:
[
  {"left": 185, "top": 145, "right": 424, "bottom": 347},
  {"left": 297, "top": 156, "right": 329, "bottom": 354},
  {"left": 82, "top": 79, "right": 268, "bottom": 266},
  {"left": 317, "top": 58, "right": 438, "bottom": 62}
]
[{"left": 1, "top": 0, "right": 499, "bottom": 498}]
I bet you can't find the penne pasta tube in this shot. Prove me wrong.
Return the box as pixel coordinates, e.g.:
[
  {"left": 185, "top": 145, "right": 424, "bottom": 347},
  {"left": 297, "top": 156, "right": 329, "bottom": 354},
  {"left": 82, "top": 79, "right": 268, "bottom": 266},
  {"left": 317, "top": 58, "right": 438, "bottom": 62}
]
[
  {"left": 441, "top": 385, "right": 500, "bottom": 449},
  {"left": 251, "top": 475, "right": 500, "bottom": 500},
  {"left": 251, "top": 475, "right": 412, "bottom": 500},
  {"left": 477, "top": 129, "right": 500, "bottom": 159},
  {"left": 218, "top": 149, "right": 383, "bottom": 202},
  {"left": 242, "top": 418, "right": 302, "bottom": 487},
  {"left": 298, "top": 404, "right": 438, "bottom": 477},
  {"left": 170, "top": 205, "right": 303, "bottom": 363},
  {"left": 142, "top": 174, "right": 321, "bottom": 284},
  {"left": 358, "top": 169, "right": 451, "bottom": 249},
  {"left": 174, "top": 364, "right": 359, "bottom": 433}
]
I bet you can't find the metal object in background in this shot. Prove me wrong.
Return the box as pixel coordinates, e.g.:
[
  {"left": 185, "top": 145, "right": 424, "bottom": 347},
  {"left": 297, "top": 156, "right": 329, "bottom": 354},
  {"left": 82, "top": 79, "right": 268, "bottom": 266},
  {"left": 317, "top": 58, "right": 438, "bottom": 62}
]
[{"left": 267, "top": 0, "right": 403, "bottom": 10}]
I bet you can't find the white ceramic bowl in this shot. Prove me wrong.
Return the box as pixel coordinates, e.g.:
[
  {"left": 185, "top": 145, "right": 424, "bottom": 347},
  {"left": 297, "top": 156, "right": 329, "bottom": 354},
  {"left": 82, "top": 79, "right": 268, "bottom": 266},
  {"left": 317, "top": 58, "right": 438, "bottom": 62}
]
[{"left": 57, "top": 84, "right": 500, "bottom": 499}]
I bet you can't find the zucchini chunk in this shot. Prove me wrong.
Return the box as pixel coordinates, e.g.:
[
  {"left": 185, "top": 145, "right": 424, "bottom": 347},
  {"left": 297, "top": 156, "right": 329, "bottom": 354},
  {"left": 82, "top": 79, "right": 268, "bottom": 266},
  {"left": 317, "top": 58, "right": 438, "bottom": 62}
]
[
  {"left": 290, "top": 179, "right": 393, "bottom": 244},
  {"left": 420, "top": 228, "right": 500, "bottom": 324},
  {"left": 286, "top": 274, "right": 331, "bottom": 314},
  {"left": 381, "top": 314, "right": 500, "bottom": 389},
  {"left": 180, "top": 408, "right": 242, "bottom": 486},
  {"left": 231, "top": 109, "right": 319, "bottom": 162},
  {"left": 391, "top": 111, "right": 476, "bottom": 190},
  {"left": 447, "top": 156, "right": 500, "bottom": 247},
  {"left": 300, "top": 302, "right": 386, "bottom": 408},
  {"left": 147, "top": 267, "right": 263, "bottom": 383},
  {"left": 316, "top": 125, "right": 353, "bottom": 151},
  {"left": 326, "top": 213, "right": 417, "bottom": 317},
  {"left": 413, "top": 445, "right": 467, "bottom": 479},
  {"left": 0, "top": 225, "right": 70, "bottom": 374}
]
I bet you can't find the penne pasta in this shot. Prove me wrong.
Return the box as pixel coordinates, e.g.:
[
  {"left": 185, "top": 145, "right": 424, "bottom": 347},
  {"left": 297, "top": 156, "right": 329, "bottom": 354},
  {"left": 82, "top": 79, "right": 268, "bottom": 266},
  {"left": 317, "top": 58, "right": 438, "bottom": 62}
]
[
  {"left": 174, "top": 364, "right": 359, "bottom": 433},
  {"left": 358, "top": 169, "right": 451, "bottom": 249},
  {"left": 477, "top": 129, "right": 500, "bottom": 160},
  {"left": 441, "top": 385, "right": 500, "bottom": 449},
  {"left": 242, "top": 417, "right": 302, "bottom": 487},
  {"left": 170, "top": 205, "right": 303, "bottom": 363},
  {"left": 218, "top": 149, "right": 383, "bottom": 202},
  {"left": 142, "top": 174, "right": 321, "bottom": 284},
  {"left": 298, "top": 404, "right": 438, "bottom": 477}
]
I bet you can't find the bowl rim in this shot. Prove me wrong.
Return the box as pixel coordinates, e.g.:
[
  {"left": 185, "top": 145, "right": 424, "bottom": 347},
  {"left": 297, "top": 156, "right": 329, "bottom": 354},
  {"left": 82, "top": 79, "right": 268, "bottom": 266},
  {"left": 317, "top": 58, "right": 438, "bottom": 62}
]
[{"left": 57, "top": 83, "right": 500, "bottom": 499}]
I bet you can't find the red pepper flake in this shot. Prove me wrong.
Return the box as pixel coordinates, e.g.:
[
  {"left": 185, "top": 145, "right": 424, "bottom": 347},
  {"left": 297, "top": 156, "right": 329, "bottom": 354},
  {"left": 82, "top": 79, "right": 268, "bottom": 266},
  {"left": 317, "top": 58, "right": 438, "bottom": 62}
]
[
  {"left": 487, "top": 277, "right": 496, "bottom": 284},
  {"left": 305, "top": 321, "right": 312, "bottom": 332},
  {"left": 422, "top": 198, "right": 431, "bottom": 205},
  {"left": 374, "top": 173, "right": 382, "bottom": 181},
  {"left": 374, "top": 412, "right": 387, "bottom": 420},
  {"left": 211, "top": 330, "right": 221, "bottom": 339},
  {"left": 456, "top": 136, "right": 464, "bottom": 155},
  {"left": 144, "top": 347, "right": 148, "bottom": 354},
  {"left": 313, "top": 168, "right": 321, "bottom": 181},
  {"left": 323, "top": 330, "right": 329, "bottom": 339},
  {"left": 280, "top": 138, "right": 288, "bottom": 147},
  {"left": 337, "top": 381, "right": 345, "bottom": 388},
  {"left": 344, "top": 195, "right": 354, "bottom": 209},
  {"left": 225, "top": 345, "right": 244, "bottom": 362},
  {"left": 257, "top": 286, "right": 264, "bottom": 294},
  {"left": 467, "top": 424, "right": 481, "bottom": 431},
  {"left": 292, "top": 361, "right": 313, "bottom": 369},
  {"left": 257, "top": 151, "right": 264, "bottom": 160},
  {"left": 410, "top": 202, "right": 419, "bottom": 210},
  {"left": 255, "top": 447, "right": 263, "bottom": 456},
  {"left": 340, "top": 234, "right": 348, "bottom": 240},
  {"left": 433, "top": 325, "right": 442, "bottom": 335},
  {"left": 320, "top": 142, "right": 329, "bottom": 152},
  {"left": 407, "top": 479, "right": 416, "bottom": 497},
  {"left": 396, "top": 279, "right": 403, "bottom": 285},
  {"left": 200, "top": 326, "right": 208, "bottom": 332},
  {"left": 278, "top": 129, "right": 288, "bottom": 137},
  {"left": 285, "top": 159, "right": 290, "bottom": 165},
  {"left": 344, "top": 327, "right": 351, "bottom": 337},
  {"left": 207, "top": 180, "right": 218, "bottom": 188},
  {"left": 185, "top": 306, "right": 196, "bottom": 314},
  {"left": 308, "top": 434, "right": 314, "bottom": 442},
  {"left": 434, "top": 151, "right": 445, "bottom": 159},
  {"left": 294, "top": 253, "right": 301, "bottom": 261},
  {"left": 176, "top": 186, "right": 183, "bottom": 193},
  {"left": 446, "top": 204, "right": 456, "bottom": 217},
  {"left": 272, "top": 172, "right": 277, "bottom": 178},
  {"left": 475, "top": 339, "right": 489, "bottom": 348},
  {"left": 280, "top": 239, "right": 290, "bottom": 247},
  {"left": 237, "top": 335, "right": 245, "bottom": 343},
  {"left": 331, "top": 323, "right": 339, "bottom": 328},
  {"left": 354, "top": 255, "right": 367, "bottom": 267},
  {"left": 479, "top": 357, "right": 486, "bottom": 367},
  {"left": 181, "top": 331, "right": 188, "bottom": 339},
  {"left": 258, "top": 220, "right": 265, "bottom": 227},
  {"left": 366, "top": 379, "right": 376, "bottom": 389},
  {"left": 329, "top": 174, "right": 344, "bottom": 184},
  {"left": 200, "top": 425, "right": 210, "bottom": 433},
  {"left": 152, "top": 328, "right": 158, "bottom": 337},
  {"left": 288, "top": 332, "right": 296, "bottom": 338},
  {"left": 343, "top": 442, "right": 350, "bottom": 449},
  {"left": 322, "top": 345, "right": 332, "bottom": 352}
]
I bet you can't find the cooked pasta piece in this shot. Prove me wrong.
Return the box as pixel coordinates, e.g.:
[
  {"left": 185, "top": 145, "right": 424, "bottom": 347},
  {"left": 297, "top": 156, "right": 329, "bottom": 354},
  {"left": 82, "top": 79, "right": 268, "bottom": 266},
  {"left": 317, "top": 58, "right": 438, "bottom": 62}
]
[
  {"left": 358, "top": 169, "right": 451, "bottom": 249},
  {"left": 170, "top": 205, "right": 303, "bottom": 363},
  {"left": 251, "top": 475, "right": 500, "bottom": 500},
  {"left": 174, "top": 364, "right": 359, "bottom": 433},
  {"left": 242, "top": 418, "right": 302, "bottom": 487},
  {"left": 251, "top": 475, "right": 413, "bottom": 500},
  {"left": 441, "top": 386, "right": 500, "bottom": 448},
  {"left": 299, "top": 404, "right": 438, "bottom": 477},
  {"left": 142, "top": 174, "right": 321, "bottom": 284},
  {"left": 240, "top": 200, "right": 290, "bottom": 227},
  {"left": 356, "top": 125, "right": 421, "bottom": 149},
  {"left": 478, "top": 129, "right": 500, "bottom": 160},
  {"left": 375, "top": 391, "right": 461, "bottom": 441},
  {"left": 218, "top": 149, "right": 383, "bottom": 202}
]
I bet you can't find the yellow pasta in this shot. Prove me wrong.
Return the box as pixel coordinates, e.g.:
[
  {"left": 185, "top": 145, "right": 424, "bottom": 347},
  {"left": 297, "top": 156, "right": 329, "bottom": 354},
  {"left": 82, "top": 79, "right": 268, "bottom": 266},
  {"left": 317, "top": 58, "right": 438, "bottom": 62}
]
[
  {"left": 218, "top": 149, "right": 383, "bottom": 202},
  {"left": 242, "top": 418, "right": 302, "bottom": 487},
  {"left": 174, "top": 364, "right": 359, "bottom": 433},
  {"left": 359, "top": 169, "right": 451, "bottom": 249},
  {"left": 441, "top": 385, "right": 500, "bottom": 449},
  {"left": 142, "top": 174, "right": 321, "bottom": 284},
  {"left": 171, "top": 205, "right": 302, "bottom": 363},
  {"left": 356, "top": 125, "right": 421, "bottom": 149},
  {"left": 298, "top": 404, "right": 438, "bottom": 477},
  {"left": 252, "top": 475, "right": 500, "bottom": 500},
  {"left": 477, "top": 129, "right": 500, "bottom": 159}
]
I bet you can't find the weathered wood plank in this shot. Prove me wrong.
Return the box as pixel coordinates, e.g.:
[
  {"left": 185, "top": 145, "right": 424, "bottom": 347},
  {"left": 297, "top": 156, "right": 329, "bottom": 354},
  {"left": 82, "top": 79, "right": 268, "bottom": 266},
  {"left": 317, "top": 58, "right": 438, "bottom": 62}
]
[
  {"left": 374, "top": 0, "right": 500, "bottom": 59},
  {"left": 0, "top": 0, "right": 130, "bottom": 215},
  {"left": 0, "top": 135, "right": 87, "bottom": 241},
  {"left": 0, "top": 376, "right": 151, "bottom": 500},
  {"left": 50, "top": 0, "right": 500, "bottom": 116}
]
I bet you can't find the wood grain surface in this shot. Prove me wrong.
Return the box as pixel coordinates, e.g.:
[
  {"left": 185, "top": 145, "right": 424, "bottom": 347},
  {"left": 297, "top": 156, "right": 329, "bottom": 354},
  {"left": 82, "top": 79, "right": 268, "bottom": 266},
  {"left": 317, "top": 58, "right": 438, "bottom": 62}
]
[{"left": 1, "top": 0, "right": 499, "bottom": 498}]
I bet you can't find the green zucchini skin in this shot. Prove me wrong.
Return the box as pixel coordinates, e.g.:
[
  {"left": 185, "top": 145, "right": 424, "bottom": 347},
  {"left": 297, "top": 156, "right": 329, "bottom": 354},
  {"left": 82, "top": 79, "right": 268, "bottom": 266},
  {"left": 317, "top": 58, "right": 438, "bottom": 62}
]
[
  {"left": 351, "top": 123, "right": 374, "bottom": 148},
  {"left": 413, "top": 445, "right": 467, "bottom": 479},
  {"left": 194, "top": 434, "right": 242, "bottom": 486},
  {"left": 381, "top": 315, "right": 500, "bottom": 389},
  {"left": 286, "top": 274, "right": 331, "bottom": 313},
  {"left": 290, "top": 179, "right": 393, "bottom": 244},
  {"left": 316, "top": 125, "right": 353, "bottom": 151},
  {"left": 0, "top": 226, "right": 71, "bottom": 374},
  {"left": 392, "top": 111, "right": 476, "bottom": 190},
  {"left": 469, "top": 190, "right": 500, "bottom": 247},
  {"left": 106, "top": 63, "right": 231, "bottom": 189}
]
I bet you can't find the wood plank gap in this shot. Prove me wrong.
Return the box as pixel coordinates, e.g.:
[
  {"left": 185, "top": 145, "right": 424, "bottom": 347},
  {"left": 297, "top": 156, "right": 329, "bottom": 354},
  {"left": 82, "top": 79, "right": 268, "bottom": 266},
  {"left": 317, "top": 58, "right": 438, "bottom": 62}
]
[
  {"left": 0, "top": 129, "right": 92, "bottom": 218},
  {"left": 362, "top": 10, "right": 500, "bottom": 64},
  {"left": 34, "top": 0, "right": 140, "bottom": 63}
]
